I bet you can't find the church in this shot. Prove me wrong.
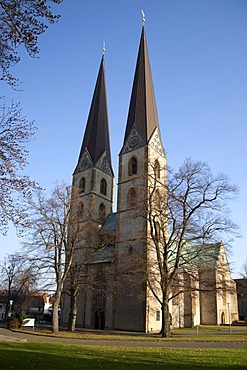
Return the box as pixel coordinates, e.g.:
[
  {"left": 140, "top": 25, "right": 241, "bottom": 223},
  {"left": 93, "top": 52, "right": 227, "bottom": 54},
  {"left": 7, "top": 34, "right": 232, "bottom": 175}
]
[{"left": 61, "top": 25, "right": 238, "bottom": 332}]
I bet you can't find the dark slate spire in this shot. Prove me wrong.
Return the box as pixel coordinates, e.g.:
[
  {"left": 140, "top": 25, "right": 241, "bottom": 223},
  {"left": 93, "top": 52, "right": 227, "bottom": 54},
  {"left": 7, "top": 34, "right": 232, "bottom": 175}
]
[
  {"left": 122, "top": 26, "right": 159, "bottom": 149},
  {"left": 74, "top": 56, "right": 113, "bottom": 176}
]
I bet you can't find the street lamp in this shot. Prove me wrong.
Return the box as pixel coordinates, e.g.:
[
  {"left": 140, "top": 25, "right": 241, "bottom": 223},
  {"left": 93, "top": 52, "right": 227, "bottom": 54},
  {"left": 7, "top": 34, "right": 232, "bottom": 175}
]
[{"left": 9, "top": 300, "right": 13, "bottom": 317}]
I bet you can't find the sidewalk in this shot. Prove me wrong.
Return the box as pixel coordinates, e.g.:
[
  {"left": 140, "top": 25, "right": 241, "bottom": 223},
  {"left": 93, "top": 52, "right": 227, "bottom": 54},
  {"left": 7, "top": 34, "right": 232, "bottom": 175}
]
[{"left": 0, "top": 327, "right": 247, "bottom": 349}]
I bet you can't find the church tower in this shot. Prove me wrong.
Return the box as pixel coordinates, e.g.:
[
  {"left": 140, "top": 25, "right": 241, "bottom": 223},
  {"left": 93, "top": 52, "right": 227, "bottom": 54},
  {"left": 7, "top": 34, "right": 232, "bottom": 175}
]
[
  {"left": 71, "top": 55, "right": 114, "bottom": 327},
  {"left": 73, "top": 54, "right": 114, "bottom": 227},
  {"left": 115, "top": 25, "right": 166, "bottom": 332}
]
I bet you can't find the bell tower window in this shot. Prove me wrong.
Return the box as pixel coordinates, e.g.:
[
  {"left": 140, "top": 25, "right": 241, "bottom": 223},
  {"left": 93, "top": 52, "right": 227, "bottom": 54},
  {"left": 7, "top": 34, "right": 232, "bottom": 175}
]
[
  {"left": 77, "top": 202, "right": 84, "bottom": 218},
  {"left": 79, "top": 177, "right": 86, "bottom": 192},
  {"left": 100, "top": 179, "right": 107, "bottom": 196},
  {"left": 128, "top": 188, "right": 137, "bottom": 206},
  {"left": 128, "top": 157, "right": 138, "bottom": 176},
  {"left": 99, "top": 203, "right": 106, "bottom": 219}
]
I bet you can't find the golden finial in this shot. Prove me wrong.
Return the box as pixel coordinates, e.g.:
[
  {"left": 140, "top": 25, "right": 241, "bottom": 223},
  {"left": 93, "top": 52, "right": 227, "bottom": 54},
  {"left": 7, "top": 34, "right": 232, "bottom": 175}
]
[
  {"left": 102, "top": 41, "right": 106, "bottom": 56},
  {"left": 141, "top": 10, "right": 145, "bottom": 25}
]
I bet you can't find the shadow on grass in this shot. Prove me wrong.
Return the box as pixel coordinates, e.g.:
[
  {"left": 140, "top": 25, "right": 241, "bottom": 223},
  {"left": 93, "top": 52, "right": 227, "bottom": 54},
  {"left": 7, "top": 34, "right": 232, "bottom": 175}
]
[{"left": 0, "top": 343, "right": 246, "bottom": 369}]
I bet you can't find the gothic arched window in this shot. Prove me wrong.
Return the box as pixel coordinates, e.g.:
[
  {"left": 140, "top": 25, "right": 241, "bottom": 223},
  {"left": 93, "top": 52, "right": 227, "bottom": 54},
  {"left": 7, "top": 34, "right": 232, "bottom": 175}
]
[
  {"left": 128, "top": 157, "right": 138, "bottom": 176},
  {"left": 222, "top": 277, "right": 227, "bottom": 305},
  {"left": 79, "top": 177, "right": 86, "bottom": 192},
  {"left": 154, "top": 189, "right": 161, "bottom": 210},
  {"left": 155, "top": 221, "right": 161, "bottom": 241},
  {"left": 77, "top": 202, "right": 84, "bottom": 218},
  {"left": 95, "top": 292, "right": 104, "bottom": 309},
  {"left": 154, "top": 159, "right": 160, "bottom": 179},
  {"left": 128, "top": 187, "right": 137, "bottom": 206},
  {"left": 100, "top": 179, "right": 107, "bottom": 196},
  {"left": 99, "top": 203, "right": 106, "bottom": 219}
]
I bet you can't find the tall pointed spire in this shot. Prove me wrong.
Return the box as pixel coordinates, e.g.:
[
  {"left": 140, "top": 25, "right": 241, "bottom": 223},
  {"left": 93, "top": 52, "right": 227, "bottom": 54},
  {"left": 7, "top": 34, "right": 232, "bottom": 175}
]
[
  {"left": 74, "top": 56, "right": 113, "bottom": 175},
  {"left": 122, "top": 26, "right": 160, "bottom": 152}
]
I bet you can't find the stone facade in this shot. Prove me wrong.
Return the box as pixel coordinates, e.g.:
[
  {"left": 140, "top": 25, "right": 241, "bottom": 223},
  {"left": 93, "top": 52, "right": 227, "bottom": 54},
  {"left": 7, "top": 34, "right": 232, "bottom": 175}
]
[
  {"left": 61, "top": 27, "right": 238, "bottom": 331},
  {"left": 235, "top": 278, "right": 247, "bottom": 321}
]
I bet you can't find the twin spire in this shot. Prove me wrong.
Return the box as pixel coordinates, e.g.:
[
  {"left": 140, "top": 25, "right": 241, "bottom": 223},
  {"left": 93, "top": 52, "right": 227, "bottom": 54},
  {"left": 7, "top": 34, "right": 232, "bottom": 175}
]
[
  {"left": 74, "top": 55, "right": 113, "bottom": 175},
  {"left": 123, "top": 26, "right": 159, "bottom": 147},
  {"left": 75, "top": 22, "right": 160, "bottom": 174}
]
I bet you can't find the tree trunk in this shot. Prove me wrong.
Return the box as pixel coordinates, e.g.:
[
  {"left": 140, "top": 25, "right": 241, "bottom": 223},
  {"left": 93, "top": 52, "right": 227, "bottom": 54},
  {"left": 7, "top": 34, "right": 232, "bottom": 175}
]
[
  {"left": 68, "top": 293, "right": 77, "bottom": 332},
  {"left": 4, "top": 285, "right": 11, "bottom": 321},
  {"left": 161, "top": 292, "right": 171, "bottom": 337},
  {"left": 52, "top": 292, "right": 61, "bottom": 333}
]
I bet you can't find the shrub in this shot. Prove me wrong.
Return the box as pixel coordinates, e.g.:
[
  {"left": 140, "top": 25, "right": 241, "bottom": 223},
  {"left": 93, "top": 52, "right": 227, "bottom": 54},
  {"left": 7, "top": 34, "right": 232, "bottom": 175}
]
[{"left": 7, "top": 313, "right": 27, "bottom": 329}]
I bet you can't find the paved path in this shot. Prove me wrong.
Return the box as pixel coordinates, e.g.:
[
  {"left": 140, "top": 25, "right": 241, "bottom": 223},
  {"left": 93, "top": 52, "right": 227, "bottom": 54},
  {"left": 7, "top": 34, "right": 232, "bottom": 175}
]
[{"left": 0, "top": 328, "right": 246, "bottom": 349}]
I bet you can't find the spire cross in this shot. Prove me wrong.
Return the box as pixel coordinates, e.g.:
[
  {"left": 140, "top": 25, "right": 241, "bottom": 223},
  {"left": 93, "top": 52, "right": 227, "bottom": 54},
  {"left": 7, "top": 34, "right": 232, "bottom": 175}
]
[
  {"left": 141, "top": 10, "right": 145, "bottom": 25},
  {"left": 102, "top": 41, "right": 106, "bottom": 56}
]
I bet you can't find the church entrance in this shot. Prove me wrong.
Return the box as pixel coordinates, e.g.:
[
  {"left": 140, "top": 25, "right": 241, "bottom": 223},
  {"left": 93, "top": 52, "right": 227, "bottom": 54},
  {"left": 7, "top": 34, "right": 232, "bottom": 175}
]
[
  {"left": 93, "top": 275, "right": 106, "bottom": 330},
  {"left": 221, "top": 312, "right": 225, "bottom": 324},
  {"left": 94, "top": 310, "right": 105, "bottom": 330}
]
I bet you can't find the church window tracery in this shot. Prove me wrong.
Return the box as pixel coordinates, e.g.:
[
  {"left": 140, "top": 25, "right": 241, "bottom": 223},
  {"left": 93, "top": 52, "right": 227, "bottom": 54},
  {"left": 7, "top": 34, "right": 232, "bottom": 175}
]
[
  {"left": 79, "top": 177, "right": 86, "bottom": 192},
  {"left": 77, "top": 202, "right": 84, "bottom": 218},
  {"left": 222, "top": 277, "right": 227, "bottom": 305},
  {"left": 154, "top": 159, "right": 160, "bottom": 179},
  {"left": 155, "top": 221, "right": 161, "bottom": 242},
  {"left": 95, "top": 292, "right": 104, "bottom": 309},
  {"left": 154, "top": 189, "right": 161, "bottom": 210},
  {"left": 128, "top": 157, "right": 138, "bottom": 176},
  {"left": 100, "top": 179, "right": 107, "bottom": 196},
  {"left": 128, "top": 187, "right": 137, "bottom": 206},
  {"left": 99, "top": 203, "right": 106, "bottom": 219}
]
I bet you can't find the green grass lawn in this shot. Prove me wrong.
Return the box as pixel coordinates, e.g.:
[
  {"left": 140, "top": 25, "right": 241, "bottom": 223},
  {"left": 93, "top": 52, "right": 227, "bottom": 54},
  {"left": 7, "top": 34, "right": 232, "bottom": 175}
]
[{"left": 0, "top": 343, "right": 246, "bottom": 369}]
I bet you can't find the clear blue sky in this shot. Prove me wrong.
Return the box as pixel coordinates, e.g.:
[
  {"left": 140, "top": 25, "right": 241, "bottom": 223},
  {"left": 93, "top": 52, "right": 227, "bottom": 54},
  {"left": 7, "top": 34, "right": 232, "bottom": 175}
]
[{"left": 0, "top": 0, "right": 246, "bottom": 277}]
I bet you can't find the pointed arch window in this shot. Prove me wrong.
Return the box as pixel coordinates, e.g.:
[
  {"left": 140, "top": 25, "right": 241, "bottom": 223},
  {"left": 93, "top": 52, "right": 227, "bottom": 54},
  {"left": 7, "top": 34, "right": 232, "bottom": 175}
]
[
  {"left": 155, "top": 221, "right": 161, "bottom": 242},
  {"left": 154, "top": 159, "right": 160, "bottom": 179},
  {"left": 79, "top": 177, "right": 86, "bottom": 192},
  {"left": 154, "top": 189, "right": 161, "bottom": 211},
  {"left": 99, "top": 203, "right": 106, "bottom": 219},
  {"left": 128, "top": 187, "right": 137, "bottom": 207},
  {"left": 100, "top": 179, "right": 107, "bottom": 196},
  {"left": 222, "top": 277, "right": 227, "bottom": 305},
  {"left": 129, "top": 157, "right": 138, "bottom": 176},
  {"left": 77, "top": 202, "right": 84, "bottom": 218},
  {"left": 95, "top": 292, "right": 104, "bottom": 309}
]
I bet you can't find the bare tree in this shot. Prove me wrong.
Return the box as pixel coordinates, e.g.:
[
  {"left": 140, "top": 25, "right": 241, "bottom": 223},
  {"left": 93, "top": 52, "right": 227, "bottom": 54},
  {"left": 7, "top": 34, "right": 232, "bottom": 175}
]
[
  {"left": 242, "top": 259, "right": 247, "bottom": 279},
  {"left": 65, "top": 259, "right": 86, "bottom": 332},
  {"left": 146, "top": 158, "right": 238, "bottom": 337},
  {"left": 0, "top": 2, "right": 62, "bottom": 232},
  {"left": 65, "top": 238, "right": 116, "bottom": 332},
  {"left": 23, "top": 182, "right": 82, "bottom": 333},
  {"left": 64, "top": 191, "right": 104, "bottom": 332},
  {"left": 64, "top": 213, "right": 87, "bottom": 332},
  {"left": 0, "top": 253, "right": 37, "bottom": 319},
  {"left": 62, "top": 185, "right": 117, "bottom": 332},
  {"left": 0, "top": 0, "right": 62, "bottom": 87},
  {"left": 0, "top": 99, "right": 37, "bottom": 234}
]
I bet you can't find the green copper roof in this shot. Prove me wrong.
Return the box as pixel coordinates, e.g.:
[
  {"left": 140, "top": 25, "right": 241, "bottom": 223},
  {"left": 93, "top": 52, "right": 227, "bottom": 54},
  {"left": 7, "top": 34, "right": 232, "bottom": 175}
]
[
  {"left": 89, "top": 244, "right": 115, "bottom": 264},
  {"left": 178, "top": 242, "right": 223, "bottom": 270},
  {"left": 100, "top": 212, "right": 117, "bottom": 233},
  {"left": 87, "top": 213, "right": 116, "bottom": 264}
]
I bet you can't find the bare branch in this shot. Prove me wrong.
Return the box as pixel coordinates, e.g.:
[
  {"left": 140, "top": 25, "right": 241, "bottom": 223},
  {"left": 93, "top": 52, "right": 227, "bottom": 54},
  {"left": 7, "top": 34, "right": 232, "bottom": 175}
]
[{"left": 0, "top": 0, "right": 62, "bottom": 87}]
